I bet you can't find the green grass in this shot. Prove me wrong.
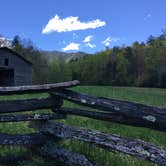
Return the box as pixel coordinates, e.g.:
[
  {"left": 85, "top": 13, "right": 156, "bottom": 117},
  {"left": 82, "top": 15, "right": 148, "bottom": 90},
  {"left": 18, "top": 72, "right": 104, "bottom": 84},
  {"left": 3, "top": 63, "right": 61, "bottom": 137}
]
[{"left": 0, "top": 86, "right": 166, "bottom": 166}]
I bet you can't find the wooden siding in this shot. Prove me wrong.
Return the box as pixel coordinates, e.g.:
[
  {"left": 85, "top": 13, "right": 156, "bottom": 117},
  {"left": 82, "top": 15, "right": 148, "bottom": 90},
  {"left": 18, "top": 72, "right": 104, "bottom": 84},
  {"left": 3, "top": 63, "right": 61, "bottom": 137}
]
[{"left": 0, "top": 49, "right": 32, "bottom": 86}]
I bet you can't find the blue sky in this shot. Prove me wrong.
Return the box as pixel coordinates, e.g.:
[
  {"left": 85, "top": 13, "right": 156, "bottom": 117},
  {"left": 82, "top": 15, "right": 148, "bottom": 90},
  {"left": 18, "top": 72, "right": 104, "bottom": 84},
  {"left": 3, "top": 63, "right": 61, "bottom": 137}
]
[{"left": 0, "top": 0, "right": 166, "bottom": 53}]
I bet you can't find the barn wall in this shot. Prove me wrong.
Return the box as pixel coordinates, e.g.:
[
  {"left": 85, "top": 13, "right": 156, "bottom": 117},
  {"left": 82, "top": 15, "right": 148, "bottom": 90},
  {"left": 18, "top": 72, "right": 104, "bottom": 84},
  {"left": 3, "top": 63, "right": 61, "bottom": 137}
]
[{"left": 0, "top": 49, "right": 32, "bottom": 86}]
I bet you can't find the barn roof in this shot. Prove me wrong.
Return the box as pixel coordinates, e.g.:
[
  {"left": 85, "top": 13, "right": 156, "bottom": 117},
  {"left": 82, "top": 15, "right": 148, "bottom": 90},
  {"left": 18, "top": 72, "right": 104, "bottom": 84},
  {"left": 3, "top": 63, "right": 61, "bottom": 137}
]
[{"left": 0, "top": 47, "right": 32, "bottom": 66}]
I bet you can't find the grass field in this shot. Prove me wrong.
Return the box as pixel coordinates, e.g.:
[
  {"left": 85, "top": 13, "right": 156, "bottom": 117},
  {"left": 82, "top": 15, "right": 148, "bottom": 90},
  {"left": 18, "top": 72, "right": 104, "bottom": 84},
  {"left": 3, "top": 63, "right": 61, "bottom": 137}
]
[{"left": 0, "top": 86, "right": 166, "bottom": 166}]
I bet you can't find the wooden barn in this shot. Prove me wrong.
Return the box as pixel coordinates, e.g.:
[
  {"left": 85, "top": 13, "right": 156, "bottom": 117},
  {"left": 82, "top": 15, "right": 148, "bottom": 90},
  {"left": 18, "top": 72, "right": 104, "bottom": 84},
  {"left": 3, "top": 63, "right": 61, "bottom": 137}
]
[{"left": 0, "top": 47, "right": 32, "bottom": 86}]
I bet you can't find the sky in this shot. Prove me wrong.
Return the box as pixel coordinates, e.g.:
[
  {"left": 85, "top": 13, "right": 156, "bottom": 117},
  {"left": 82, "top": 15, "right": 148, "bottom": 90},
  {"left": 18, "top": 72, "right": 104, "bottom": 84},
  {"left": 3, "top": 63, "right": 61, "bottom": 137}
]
[{"left": 0, "top": 0, "right": 166, "bottom": 53}]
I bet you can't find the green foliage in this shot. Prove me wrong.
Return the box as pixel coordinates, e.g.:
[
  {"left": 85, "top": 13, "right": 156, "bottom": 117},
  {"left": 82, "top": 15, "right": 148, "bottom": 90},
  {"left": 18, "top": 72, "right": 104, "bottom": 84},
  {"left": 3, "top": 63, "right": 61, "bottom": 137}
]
[
  {"left": 69, "top": 31, "right": 166, "bottom": 87},
  {"left": 115, "top": 53, "right": 129, "bottom": 85},
  {"left": 47, "top": 58, "right": 72, "bottom": 83},
  {"left": 11, "top": 31, "right": 166, "bottom": 88},
  {"left": 12, "top": 36, "right": 72, "bottom": 84},
  {"left": 12, "top": 36, "right": 50, "bottom": 84}
]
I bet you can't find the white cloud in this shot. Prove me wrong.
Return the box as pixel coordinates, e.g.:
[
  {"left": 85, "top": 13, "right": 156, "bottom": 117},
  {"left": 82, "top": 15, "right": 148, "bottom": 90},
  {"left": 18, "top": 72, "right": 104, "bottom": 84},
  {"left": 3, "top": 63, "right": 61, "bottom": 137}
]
[
  {"left": 83, "top": 35, "right": 93, "bottom": 43},
  {"left": 102, "top": 37, "right": 120, "bottom": 47},
  {"left": 83, "top": 35, "right": 96, "bottom": 48},
  {"left": 42, "top": 15, "right": 106, "bottom": 34},
  {"left": 86, "top": 43, "right": 96, "bottom": 48},
  {"left": 62, "top": 42, "right": 80, "bottom": 51}
]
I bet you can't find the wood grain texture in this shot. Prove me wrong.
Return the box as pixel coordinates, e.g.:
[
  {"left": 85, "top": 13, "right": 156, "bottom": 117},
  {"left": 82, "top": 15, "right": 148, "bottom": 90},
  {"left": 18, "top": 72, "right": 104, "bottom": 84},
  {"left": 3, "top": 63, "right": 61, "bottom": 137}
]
[
  {"left": 53, "top": 89, "right": 166, "bottom": 131},
  {"left": 0, "top": 132, "right": 47, "bottom": 146},
  {"left": 37, "top": 143, "right": 100, "bottom": 166},
  {"left": 0, "top": 97, "right": 61, "bottom": 113},
  {"left": 0, "top": 113, "right": 65, "bottom": 122},
  {"left": 31, "top": 121, "right": 166, "bottom": 166},
  {"left": 0, "top": 80, "right": 80, "bottom": 95}
]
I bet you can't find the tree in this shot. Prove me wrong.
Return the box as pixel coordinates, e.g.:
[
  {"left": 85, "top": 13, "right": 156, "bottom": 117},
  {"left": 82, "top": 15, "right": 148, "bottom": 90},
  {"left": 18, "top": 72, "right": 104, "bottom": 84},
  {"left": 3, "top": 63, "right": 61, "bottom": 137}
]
[{"left": 12, "top": 36, "right": 50, "bottom": 84}]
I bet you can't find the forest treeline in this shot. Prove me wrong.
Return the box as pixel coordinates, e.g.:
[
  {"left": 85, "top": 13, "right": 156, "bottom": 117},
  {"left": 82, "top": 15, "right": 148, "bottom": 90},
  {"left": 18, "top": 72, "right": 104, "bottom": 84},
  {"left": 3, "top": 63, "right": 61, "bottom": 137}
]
[{"left": 11, "top": 31, "right": 166, "bottom": 88}]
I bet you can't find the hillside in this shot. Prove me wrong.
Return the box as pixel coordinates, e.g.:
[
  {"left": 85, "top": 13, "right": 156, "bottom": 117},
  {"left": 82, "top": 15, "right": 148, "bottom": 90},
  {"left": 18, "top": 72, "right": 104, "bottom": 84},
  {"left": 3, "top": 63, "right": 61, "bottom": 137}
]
[
  {"left": 0, "top": 34, "right": 90, "bottom": 63},
  {"left": 41, "top": 50, "right": 90, "bottom": 62}
]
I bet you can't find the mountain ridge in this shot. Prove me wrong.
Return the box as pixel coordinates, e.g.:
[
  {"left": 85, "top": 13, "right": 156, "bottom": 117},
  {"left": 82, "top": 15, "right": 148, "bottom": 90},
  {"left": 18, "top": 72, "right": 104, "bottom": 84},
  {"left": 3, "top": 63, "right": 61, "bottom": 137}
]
[{"left": 41, "top": 50, "right": 91, "bottom": 62}]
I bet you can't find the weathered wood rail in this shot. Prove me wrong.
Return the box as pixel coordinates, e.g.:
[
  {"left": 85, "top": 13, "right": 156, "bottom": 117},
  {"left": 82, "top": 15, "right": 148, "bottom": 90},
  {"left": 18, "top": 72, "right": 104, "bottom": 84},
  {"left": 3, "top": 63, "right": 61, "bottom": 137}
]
[{"left": 0, "top": 80, "right": 165, "bottom": 166}]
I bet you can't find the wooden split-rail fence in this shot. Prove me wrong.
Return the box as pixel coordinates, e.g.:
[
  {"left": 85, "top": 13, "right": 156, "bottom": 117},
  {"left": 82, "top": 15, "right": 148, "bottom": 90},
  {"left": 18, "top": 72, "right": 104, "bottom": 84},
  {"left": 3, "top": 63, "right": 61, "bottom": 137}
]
[{"left": 0, "top": 80, "right": 166, "bottom": 166}]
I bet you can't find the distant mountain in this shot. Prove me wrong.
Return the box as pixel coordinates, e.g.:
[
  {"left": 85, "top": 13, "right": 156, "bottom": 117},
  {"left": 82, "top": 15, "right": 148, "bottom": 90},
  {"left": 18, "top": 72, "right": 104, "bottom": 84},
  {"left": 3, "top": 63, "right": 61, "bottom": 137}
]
[
  {"left": 41, "top": 50, "right": 91, "bottom": 62},
  {"left": 0, "top": 34, "right": 91, "bottom": 62}
]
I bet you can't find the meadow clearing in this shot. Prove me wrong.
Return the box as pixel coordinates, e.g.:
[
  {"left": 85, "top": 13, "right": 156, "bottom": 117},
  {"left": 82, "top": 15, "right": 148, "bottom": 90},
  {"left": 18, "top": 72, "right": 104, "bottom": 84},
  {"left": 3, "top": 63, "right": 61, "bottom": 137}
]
[{"left": 0, "top": 86, "right": 165, "bottom": 166}]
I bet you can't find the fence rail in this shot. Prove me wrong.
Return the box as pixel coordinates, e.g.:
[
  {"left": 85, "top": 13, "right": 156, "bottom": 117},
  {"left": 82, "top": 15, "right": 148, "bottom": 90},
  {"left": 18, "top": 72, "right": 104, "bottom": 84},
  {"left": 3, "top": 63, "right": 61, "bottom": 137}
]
[
  {"left": 31, "top": 120, "right": 166, "bottom": 166},
  {"left": 53, "top": 89, "right": 166, "bottom": 132},
  {"left": 0, "top": 80, "right": 165, "bottom": 166},
  {"left": 0, "top": 80, "right": 79, "bottom": 95}
]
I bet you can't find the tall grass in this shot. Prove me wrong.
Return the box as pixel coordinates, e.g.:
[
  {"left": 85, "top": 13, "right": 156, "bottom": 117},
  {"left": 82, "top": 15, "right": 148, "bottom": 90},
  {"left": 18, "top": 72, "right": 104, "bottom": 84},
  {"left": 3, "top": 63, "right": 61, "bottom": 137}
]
[{"left": 0, "top": 86, "right": 165, "bottom": 166}]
